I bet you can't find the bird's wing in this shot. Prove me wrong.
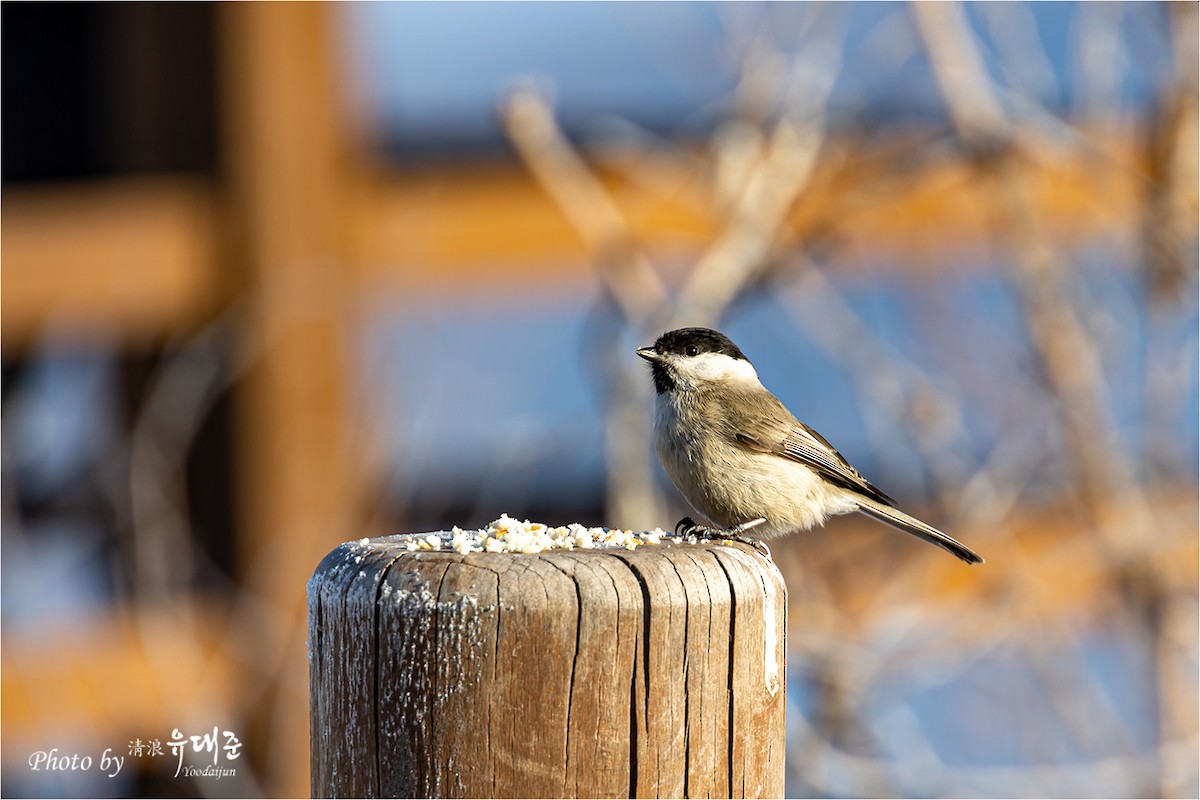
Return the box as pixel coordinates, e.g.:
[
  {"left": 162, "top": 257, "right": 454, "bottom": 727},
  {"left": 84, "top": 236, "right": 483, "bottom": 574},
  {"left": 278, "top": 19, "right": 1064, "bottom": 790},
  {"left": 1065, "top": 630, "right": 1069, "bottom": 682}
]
[{"left": 720, "top": 388, "right": 896, "bottom": 506}]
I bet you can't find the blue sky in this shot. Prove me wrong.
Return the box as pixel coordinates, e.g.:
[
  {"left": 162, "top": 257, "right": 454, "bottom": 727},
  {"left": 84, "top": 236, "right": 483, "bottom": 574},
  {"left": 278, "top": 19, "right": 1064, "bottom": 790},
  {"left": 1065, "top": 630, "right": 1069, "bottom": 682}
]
[{"left": 344, "top": 2, "right": 1172, "bottom": 152}]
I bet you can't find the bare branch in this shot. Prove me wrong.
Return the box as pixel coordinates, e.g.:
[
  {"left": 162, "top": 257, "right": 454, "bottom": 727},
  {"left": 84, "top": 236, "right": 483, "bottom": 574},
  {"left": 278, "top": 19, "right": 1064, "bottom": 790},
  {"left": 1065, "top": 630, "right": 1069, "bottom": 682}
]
[{"left": 502, "top": 90, "right": 668, "bottom": 323}]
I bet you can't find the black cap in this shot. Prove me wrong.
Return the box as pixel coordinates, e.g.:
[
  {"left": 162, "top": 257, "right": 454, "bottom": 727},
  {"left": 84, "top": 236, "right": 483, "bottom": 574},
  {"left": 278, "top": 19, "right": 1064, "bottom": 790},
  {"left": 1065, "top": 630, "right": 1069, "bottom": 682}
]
[{"left": 651, "top": 327, "right": 749, "bottom": 362}]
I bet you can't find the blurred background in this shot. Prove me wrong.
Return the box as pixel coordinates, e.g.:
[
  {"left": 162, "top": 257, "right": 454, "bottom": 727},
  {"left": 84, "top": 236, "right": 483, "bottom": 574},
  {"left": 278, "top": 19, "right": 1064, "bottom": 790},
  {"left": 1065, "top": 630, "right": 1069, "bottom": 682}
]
[{"left": 2, "top": 2, "right": 1196, "bottom": 797}]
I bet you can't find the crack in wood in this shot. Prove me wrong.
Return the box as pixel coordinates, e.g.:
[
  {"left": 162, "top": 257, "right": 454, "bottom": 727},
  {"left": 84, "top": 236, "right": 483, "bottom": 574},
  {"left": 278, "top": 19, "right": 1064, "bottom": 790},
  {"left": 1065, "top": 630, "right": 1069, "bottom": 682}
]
[
  {"left": 537, "top": 555, "right": 584, "bottom": 796},
  {"left": 665, "top": 553, "right": 693, "bottom": 799},
  {"left": 612, "top": 552, "right": 655, "bottom": 795},
  {"left": 712, "top": 549, "right": 740, "bottom": 797}
]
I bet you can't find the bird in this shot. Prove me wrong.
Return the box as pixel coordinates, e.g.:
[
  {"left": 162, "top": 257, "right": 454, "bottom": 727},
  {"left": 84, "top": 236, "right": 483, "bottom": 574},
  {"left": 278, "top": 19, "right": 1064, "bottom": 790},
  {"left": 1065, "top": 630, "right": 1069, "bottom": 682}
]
[{"left": 636, "top": 327, "right": 984, "bottom": 564}]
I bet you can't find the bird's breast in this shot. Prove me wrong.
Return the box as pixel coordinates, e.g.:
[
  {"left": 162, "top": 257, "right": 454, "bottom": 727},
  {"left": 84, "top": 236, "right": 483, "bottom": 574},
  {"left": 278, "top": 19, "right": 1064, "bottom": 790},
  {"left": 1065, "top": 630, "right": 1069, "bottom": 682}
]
[{"left": 651, "top": 391, "right": 856, "bottom": 535}]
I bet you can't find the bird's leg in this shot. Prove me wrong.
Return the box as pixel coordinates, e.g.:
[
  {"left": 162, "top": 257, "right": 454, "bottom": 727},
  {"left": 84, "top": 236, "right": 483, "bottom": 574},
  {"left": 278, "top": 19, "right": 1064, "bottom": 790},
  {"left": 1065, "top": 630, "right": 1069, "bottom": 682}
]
[
  {"left": 674, "top": 517, "right": 772, "bottom": 559},
  {"left": 674, "top": 516, "right": 711, "bottom": 538}
]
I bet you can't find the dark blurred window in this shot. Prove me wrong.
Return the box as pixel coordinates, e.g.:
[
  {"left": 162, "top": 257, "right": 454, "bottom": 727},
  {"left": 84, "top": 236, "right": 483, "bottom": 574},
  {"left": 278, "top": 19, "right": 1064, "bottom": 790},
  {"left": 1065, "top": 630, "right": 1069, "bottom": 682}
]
[
  {"left": 1, "top": 2, "right": 232, "bottom": 603},
  {"left": 1, "top": 2, "right": 218, "bottom": 185}
]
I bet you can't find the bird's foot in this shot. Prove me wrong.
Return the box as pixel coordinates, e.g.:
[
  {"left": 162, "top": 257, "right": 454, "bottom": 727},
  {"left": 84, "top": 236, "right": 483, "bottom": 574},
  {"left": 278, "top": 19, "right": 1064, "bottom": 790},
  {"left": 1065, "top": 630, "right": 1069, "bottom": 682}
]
[{"left": 674, "top": 517, "right": 772, "bottom": 559}]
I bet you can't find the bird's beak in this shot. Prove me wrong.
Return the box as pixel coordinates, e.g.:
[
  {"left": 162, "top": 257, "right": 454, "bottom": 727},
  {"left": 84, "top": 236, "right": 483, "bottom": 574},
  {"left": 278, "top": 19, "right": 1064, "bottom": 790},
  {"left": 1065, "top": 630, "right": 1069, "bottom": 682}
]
[{"left": 636, "top": 346, "right": 660, "bottom": 362}]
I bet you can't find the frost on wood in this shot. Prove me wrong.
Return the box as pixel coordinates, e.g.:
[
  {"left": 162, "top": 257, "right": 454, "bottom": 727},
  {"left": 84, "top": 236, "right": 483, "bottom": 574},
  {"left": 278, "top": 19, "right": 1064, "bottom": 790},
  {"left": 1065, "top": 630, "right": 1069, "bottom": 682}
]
[{"left": 308, "top": 530, "right": 786, "bottom": 799}]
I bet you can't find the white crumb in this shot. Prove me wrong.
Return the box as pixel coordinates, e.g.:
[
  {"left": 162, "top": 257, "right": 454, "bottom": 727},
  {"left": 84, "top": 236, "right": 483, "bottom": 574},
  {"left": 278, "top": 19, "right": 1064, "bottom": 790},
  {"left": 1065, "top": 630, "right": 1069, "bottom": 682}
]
[{"left": 387, "top": 516, "right": 692, "bottom": 555}]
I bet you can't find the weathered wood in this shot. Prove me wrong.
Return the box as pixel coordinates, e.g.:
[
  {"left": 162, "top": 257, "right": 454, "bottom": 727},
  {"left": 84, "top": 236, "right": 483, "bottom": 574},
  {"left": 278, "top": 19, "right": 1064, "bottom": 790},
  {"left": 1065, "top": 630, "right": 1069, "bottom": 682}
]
[{"left": 308, "top": 536, "right": 787, "bottom": 799}]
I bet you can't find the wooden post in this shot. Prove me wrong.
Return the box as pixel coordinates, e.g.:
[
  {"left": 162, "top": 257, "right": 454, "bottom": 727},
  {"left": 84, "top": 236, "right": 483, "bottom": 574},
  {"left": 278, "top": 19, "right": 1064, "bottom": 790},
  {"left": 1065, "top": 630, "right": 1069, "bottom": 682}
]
[{"left": 308, "top": 536, "right": 787, "bottom": 798}]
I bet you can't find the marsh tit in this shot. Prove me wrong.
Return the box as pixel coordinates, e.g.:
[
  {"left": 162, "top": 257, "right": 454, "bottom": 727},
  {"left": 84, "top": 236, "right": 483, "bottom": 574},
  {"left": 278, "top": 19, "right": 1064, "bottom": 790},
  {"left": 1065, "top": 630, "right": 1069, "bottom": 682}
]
[{"left": 637, "top": 327, "right": 984, "bottom": 564}]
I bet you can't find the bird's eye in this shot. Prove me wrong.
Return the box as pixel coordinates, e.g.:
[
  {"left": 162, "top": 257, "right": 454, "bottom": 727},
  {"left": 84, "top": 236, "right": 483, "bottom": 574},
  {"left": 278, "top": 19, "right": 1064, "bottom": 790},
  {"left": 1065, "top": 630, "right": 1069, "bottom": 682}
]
[{"left": 685, "top": 344, "right": 700, "bottom": 356}]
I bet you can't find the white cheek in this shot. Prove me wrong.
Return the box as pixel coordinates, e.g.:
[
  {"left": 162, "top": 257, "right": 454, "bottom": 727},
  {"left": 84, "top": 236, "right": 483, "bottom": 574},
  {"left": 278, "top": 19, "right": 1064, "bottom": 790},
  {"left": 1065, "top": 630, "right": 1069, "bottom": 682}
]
[{"left": 689, "top": 352, "right": 760, "bottom": 384}]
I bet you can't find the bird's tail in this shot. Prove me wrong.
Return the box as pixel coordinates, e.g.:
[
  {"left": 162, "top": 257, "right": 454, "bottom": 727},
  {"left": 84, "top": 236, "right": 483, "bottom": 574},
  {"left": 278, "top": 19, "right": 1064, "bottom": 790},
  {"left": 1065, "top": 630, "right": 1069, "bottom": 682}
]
[{"left": 854, "top": 496, "right": 984, "bottom": 565}]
